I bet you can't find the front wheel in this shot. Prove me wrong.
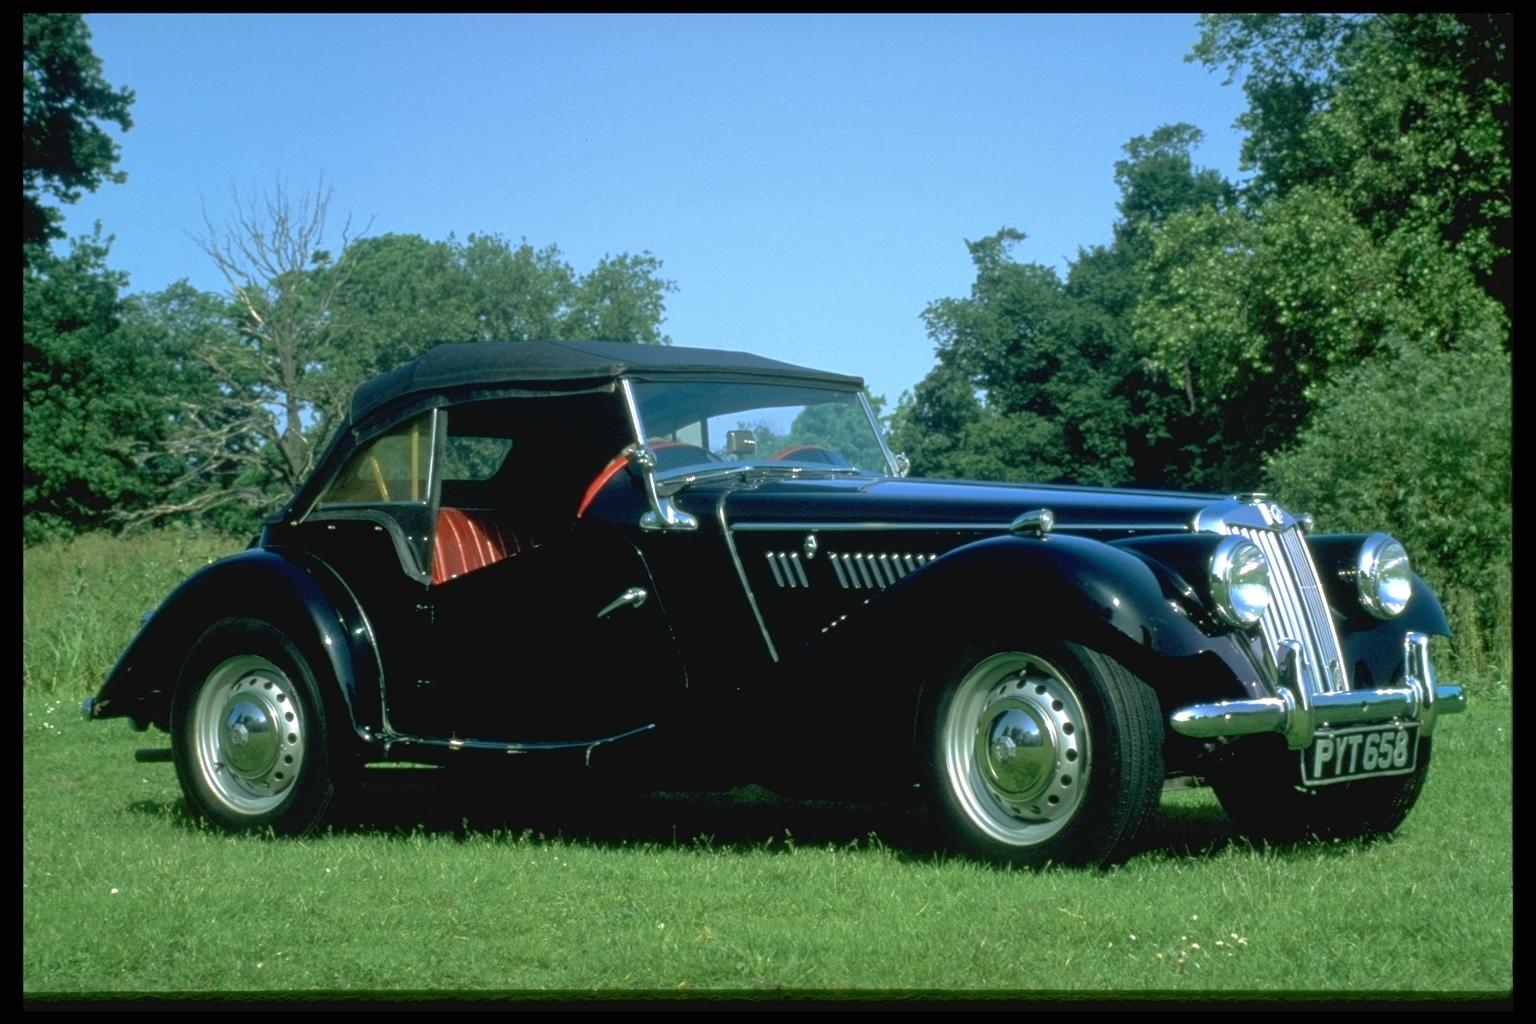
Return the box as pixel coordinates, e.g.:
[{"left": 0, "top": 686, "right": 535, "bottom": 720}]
[
  {"left": 926, "top": 641, "right": 1164, "bottom": 867},
  {"left": 172, "top": 618, "right": 338, "bottom": 834},
  {"left": 1211, "top": 736, "right": 1432, "bottom": 845}
]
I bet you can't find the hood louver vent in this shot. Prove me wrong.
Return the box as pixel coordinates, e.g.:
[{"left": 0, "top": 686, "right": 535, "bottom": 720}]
[{"left": 829, "top": 552, "right": 936, "bottom": 590}]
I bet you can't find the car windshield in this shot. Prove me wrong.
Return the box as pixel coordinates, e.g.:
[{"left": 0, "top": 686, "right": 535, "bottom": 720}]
[{"left": 629, "top": 380, "right": 894, "bottom": 477}]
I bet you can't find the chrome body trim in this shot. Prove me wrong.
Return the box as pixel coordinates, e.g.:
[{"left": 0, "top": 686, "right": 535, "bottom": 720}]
[
  {"left": 1170, "top": 631, "right": 1466, "bottom": 750},
  {"left": 596, "top": 587, "right": 649, "bottom": 619},
  {"left": 385, "top": 722, "right": 657, "bottom": 757},
  {"left": 1173, "top": 498, "right": 1467, "bottom": 751},
  {"left": 1192, "top": 496, "right": 1297, "bottom": 534},
  {"left": 733, "top": 521, "right": 1000, "bottom": 533},
  {"left": 857, "top": 390, "right": 902, "bottom": 478},
  {"left": 1009, "top": 508, "right": 1055, "bottom": 536},
  {"left": 1198, "top": 496, "right": 1348, "bottom": 694},
  {"left": 827, "top": 551, "right": 936, "bottom": 590},
  {"left": 729, "top": 520, "right": 1190, "bottom": 534},
  {"left": 718, "top": 496, "right": 779, "bottom": 662},
  {"left": 764, "top": 552, "right": 811, "bottom": 588}
]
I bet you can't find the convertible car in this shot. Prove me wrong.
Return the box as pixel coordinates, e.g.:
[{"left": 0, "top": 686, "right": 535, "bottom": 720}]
[{"left": 85, "top": 341, "right": 1466, "bottom": 865}]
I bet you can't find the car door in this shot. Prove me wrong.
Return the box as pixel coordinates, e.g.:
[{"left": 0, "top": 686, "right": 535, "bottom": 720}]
[
  {"left": 411, "top": 518, "right": 682, "bottom": 743},
  {"left": 385, "top": 392, "right": 686, "bottom": 743}
]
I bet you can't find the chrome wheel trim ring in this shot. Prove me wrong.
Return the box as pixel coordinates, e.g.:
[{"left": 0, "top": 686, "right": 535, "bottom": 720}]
[
  {"left": 191, "top": 655, "right": 306, "bottom": 817},
  {"left": 942, "top": 652, "right": 1090, "bottom": 847}
]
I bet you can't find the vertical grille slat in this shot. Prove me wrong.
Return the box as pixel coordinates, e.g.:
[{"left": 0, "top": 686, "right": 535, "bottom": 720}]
[
  {"left": 853, "top": 555, "right": 876, "bottom": 589},
  {"left": 764, "top": 551, "right": 812, "bottom": 588},
  {"left": 824, "top": 551, "right": 937, "bottom": 590},
  {"left": 830, "top": 556, "right": 850, "bottom": 589},
  {"left": 765, "top": 552, "right": 787, "bottom": 588},
  {"left": 1235, "top": 523, "right": 1348, "bottom": 695}
]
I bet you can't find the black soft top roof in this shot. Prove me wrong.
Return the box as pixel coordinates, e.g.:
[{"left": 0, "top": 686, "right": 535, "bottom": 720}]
[{"left": 350, "top": 341, "right": 863, "bottom": 426}]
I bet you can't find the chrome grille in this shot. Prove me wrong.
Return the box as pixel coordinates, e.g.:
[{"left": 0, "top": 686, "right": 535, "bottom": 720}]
[
  {"left": 828, "top": 552, "right": 936, "bottom": 590},
  {"left": 1234, "top": 525, "right": 1349, "bottom": 692}
]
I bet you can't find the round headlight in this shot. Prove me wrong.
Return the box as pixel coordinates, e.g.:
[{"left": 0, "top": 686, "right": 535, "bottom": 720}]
[
  {"left": 1210, "top": 537, "right": 1273, "bottom": 627},
  {"left": 1358, "top": 533, "right": 1412, "bottom": 618}
]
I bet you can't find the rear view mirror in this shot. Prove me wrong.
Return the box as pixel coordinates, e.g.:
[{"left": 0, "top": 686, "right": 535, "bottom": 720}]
[{"left": 726, "top": 430, "right": 757, "bottom": 457}]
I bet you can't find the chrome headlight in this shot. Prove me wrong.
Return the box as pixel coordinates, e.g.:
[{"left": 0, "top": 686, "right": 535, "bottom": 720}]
[
  {"left": 1358, "top": 533, "right": 1412, "bottom": 619},
  {"left": 1209, "top": 537, "right": 1273, "bottom": 627}
]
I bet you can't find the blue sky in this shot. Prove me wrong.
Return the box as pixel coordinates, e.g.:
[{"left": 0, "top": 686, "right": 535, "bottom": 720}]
[{"left": 62, "top": 14, "right": 1251, "bottom": 408}]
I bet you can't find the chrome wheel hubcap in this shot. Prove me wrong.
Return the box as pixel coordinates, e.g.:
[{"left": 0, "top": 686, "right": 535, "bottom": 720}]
[
  {"left": 191, "top": 655, "right": 306, "bottom": 816},
  {"left": 943, "top": 652, "right": 1090, "bottom": 846}
]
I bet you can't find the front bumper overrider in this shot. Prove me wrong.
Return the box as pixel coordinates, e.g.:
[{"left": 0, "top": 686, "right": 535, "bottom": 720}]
[{"left": 1169, "top": 631, "right": 1467, "bottom": 751}]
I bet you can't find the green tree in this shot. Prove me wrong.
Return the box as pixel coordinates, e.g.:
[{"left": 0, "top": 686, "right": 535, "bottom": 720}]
[
  {"left": 324, "top": 234, "right": 480, "bottom": 397},
  {"left": 891, "top": 125, "right": 1234, "bottom": 488},
  {"left": 22, "top": 13, "right": 134, "bottom": 255},
  {"left": 140, "top": 204, "right": 680, "bottom": 528},
  {"left": 23, "top": 235, "right": 168, "bottom": 540},
  {"left": 111, "top": 282, "right": 268, "bottom": 532},
  {"left": 566, "top": 252, "right": 676, "bottom": 346},
  {"left": 1161, "top": 13, "right": 1512, "bottom": 651},
  {"left": 1190, "top": 13, "right": 1511, "bottom": 315},
  {"left": 1266, "top": 335, "right": 1510, "bottom": 672}
]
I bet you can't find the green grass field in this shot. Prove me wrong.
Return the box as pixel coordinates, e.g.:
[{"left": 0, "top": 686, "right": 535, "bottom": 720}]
[{"left": 23, "top": 533, "right": 1513, "bottom": 998}]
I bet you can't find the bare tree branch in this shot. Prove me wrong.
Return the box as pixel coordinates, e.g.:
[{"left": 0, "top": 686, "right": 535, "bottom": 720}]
[{"left": 190, "top": 176, "right": 371, "bottom": 493}]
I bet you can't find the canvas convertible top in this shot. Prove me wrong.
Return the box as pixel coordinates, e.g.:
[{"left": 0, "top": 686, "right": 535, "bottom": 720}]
[{"left": 350, "top": 341, "right": 864, "bottom": 427}]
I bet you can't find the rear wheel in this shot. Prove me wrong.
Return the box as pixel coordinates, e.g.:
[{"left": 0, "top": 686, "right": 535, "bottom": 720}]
[
  {"left": 927, "top": 640, "right": 1164, "bottom": 867},
  {"left": 172, "top": 618, "right": 338, "bottom": 834}
]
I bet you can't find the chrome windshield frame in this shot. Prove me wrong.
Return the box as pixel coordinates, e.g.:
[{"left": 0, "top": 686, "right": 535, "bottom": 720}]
[
  {"left": 622, "top": 376, "right": 896, "bottom": 483},
  {"left": 859, "top": 389, "right": 901, "bottom": 478}
]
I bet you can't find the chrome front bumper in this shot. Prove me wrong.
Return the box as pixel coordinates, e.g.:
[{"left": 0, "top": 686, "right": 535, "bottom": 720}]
[{"left": 1170, "top": 631, "right": 1467, "bottom": 751}]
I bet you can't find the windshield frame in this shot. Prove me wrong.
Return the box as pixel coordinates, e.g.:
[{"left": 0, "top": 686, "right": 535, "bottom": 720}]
[{"left": 618, "top": 377, "right": 899, "bottom": 481}]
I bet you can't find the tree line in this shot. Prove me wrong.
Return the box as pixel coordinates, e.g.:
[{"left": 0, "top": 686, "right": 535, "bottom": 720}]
[
  {"left": 23, "top": 15, "right": 1509, "bottom": 661},
  {"left": 887, "top": 14, "right": 1509, "bottom": 660}
]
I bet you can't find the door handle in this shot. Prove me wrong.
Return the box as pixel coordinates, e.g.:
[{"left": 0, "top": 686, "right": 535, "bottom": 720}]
[{"left": 596, "top": 587, "right": 648, "bottom": 619}]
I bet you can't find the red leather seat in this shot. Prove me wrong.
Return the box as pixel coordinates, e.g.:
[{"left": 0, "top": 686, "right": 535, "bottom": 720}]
[{"left": 431, "top": 507, "right": 520, "bottom": 585}]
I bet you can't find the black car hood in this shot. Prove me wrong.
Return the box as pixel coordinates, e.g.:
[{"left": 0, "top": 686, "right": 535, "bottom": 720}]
[{"left": 715, "top": 475, "right": 1220, "bottom": 536}]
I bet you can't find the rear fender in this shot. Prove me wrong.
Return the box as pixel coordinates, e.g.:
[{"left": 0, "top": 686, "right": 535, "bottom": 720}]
[{"left": 90, "top": 548, "right": 382, "bottom": 741}]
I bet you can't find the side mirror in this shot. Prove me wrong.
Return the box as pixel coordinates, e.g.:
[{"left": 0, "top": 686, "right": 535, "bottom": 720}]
[{"left": 894, "top": 452, "right": 911, "bottom": 478}]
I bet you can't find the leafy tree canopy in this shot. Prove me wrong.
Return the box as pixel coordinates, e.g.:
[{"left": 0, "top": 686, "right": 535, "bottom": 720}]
[
  {"left": 891, "top": 123, "right": 1234, "bottom": 487},
  {"left": 23, "top": 235, "right": 173, "bottom": 541},
  {"left": 22, "top": 13, "right": 135, "bottom": 254}
]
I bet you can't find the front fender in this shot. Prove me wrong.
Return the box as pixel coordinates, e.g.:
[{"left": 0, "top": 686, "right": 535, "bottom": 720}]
[
  {"left": 750, "top": 532, "right": 1264, "bottom": 797},
  {"left": 88, "top": 548, "right": 382, "bottom": 741},
  {"left": 860, "top": 532, "right": 1237, "bottom": 668}
]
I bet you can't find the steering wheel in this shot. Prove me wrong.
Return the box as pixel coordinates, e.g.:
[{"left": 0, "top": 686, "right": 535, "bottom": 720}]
[
  {"left": 769, "top": 445, "right": 850, "bottom": 468},
  {"left": 647, "top": 440, "right": 721, "bottom": 472}
]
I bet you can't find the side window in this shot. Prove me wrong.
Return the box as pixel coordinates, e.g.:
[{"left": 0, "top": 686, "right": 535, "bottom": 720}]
[
  {"left": 441, "top": 436, "right": 513, "bottom": 483},
  {"left": 320, "top": 414, "right": 436, "bottom": 506}
]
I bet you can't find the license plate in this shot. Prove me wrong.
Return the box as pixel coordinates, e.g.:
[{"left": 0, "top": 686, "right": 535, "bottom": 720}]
[{"left": 1301, "top": 724, "right": 1419, "bottom": 786}]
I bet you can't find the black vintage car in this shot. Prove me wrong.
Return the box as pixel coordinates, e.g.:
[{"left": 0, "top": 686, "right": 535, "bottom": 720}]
[{"left": 85, "top": 341, "right": 1466, "bottom": 865}]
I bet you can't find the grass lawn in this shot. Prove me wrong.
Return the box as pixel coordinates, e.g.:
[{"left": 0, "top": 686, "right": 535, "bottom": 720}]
[{"left": 23, "top": 687, "right": 1511, "bottom": 999}]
